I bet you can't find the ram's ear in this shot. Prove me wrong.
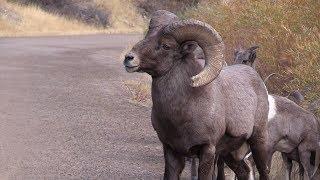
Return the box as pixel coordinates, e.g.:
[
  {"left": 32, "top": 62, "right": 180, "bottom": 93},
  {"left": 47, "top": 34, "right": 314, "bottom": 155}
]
[
  {"left": 248, "top": 51, "right": 257, "bottom": 62},
  {"left": 234, "top": 49, "right": 240, "bottom": 56},
  {"left": 180, "top": 41, "right": 198, "bottom": 55},
  {"left": 248, "top": 45, "right": 259, "bottom": 51}
]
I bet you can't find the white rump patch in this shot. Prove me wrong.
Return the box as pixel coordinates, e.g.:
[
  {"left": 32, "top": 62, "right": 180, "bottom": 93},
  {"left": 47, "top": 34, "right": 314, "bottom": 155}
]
[{"left": 268, "top": 95, "right": 277, "bottom": 121}]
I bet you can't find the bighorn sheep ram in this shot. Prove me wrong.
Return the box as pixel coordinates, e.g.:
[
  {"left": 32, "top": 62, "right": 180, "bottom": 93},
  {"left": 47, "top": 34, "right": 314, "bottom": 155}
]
[
  {"left": 123, "top": 11, "right": 270, "bottom": 180},
  {"left": 216, "top": 46, "right": 320, "bottom": 180}
]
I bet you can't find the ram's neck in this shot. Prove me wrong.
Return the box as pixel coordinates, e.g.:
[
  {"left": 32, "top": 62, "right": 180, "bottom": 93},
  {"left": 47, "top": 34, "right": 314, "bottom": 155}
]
[{"left": 151, "top": 58, "right": 206, "bottom": 113}]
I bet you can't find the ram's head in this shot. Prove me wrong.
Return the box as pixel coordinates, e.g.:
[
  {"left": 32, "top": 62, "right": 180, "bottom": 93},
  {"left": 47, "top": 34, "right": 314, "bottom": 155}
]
[{"left": 123, "top": 10, "right": 225, "bottom": 87}]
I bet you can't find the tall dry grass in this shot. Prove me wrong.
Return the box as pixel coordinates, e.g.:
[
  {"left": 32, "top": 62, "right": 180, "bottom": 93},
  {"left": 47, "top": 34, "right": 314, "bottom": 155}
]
[
  {"left": 0, "top": 0, "right": 146, "bottom": 37},
  {"left": 134, "top": 0, "right": 200, "bottom": 16},
  {"left": 184, "top": 0, "right": 320, "bottom": 116},
  {"left": 94, "top": 0, "right": 146, "bottom": 33},
  {"left": 0, "top": 0, "right": 99, "bottom": 36}
]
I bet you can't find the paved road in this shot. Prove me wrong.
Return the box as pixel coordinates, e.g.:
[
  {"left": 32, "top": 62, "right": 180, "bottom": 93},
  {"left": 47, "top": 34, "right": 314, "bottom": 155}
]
[{"left": 0, "top": 34, "right": 192, "bottom": 179}]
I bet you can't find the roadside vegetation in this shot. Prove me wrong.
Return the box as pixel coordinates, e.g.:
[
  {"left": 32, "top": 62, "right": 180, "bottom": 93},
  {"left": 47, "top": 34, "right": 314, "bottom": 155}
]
[
  {"left": 134, "top": 0, "right": 199, "bottom": 16},
  {"left": 0, "top": 0, "right": 145, "bottom": 36},
  {"left": 123, "top": 79, "right": 152, "bottom": 107},
  {"left": 94, "top": 0, "right": 145, "bottom": 33},
  {"left": 0, "top": 1, "right": 96, "bottom": 36}
]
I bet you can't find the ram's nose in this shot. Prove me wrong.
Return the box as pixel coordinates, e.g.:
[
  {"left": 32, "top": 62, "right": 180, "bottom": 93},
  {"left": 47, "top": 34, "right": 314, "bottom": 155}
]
[
  {"left": 123, "top": 53, "right": 139, "bottom": 73},
  {"left": 123, "top": 53, "right": 136, "bottom": 67}
]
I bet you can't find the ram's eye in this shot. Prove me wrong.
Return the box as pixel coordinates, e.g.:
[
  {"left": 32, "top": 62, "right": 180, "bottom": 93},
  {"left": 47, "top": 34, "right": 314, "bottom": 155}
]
[{"left": 162, "top": 44, "right": 170, "bottom": 50}]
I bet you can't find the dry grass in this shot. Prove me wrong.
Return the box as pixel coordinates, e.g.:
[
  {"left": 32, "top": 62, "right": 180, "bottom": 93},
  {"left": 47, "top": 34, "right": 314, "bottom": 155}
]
[
  {"left": 94, "top": 0, "right": 146, "bottom": 33},
  {"left": 0, "top": 0, "right": 146, "bottom": 37},
  {"left": 123, "top": 79, "right": 152, "bottom": 107},
  {"left": 184, "top": 0, "right": 320, "bottom": 116},
  {"left": 0, "top": 1, "right": 99, "bottom": 36},
  {"left": 0, "top": 18, "right": 17, "bottom": 34},
  {"left": 134, "top": 0, "right": 199, "bottom": 16}
]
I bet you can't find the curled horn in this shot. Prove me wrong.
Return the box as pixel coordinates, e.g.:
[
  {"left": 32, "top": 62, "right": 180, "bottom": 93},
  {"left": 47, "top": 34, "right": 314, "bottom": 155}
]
[
  {"left": 162, "top": 20, "right": 225, "bottom": 87},
  {"left": 163, "top": 20, "right": 225, "bottom": 87},
  {"left": 146, "top": 10, "right": 179, "bottom": 37}
]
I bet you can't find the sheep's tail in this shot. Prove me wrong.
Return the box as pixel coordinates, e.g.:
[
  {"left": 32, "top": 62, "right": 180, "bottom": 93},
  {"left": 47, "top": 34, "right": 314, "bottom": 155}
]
[
  {"left": 312, "top": 144, "right": 320, "bottom": 177},
  {"left": 264, "top": 73, "right": 278, "bottom": 84}
]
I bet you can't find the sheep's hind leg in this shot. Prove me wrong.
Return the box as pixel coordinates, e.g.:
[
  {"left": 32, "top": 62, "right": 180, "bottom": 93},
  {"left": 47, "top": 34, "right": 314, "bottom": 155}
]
[
  {"left": 298, "top": 144, "right": 312, "bottom": 180},
  {"left": 299, "top": 162, "right": 305, "bottom": 180},
  {"left": 190, "top": 157, "right": 198, "bottom": 180},
  {"left": 247, "top": 128, "right": 270, "bottom": 180},
  {"left": 198, "top": 144, "right": 216, "bottom": 180},
  {"left": 163, "top": 144, "right": 185, "bottom": 180},
  {"left": 216, "top": 156, "right": 226, "bottom": 180},
  {"left": 223, "top": 153, "right": 251, "bottom": 180},
  {"left": 282, "top": 153, "right": 293, "bottom": 180}
]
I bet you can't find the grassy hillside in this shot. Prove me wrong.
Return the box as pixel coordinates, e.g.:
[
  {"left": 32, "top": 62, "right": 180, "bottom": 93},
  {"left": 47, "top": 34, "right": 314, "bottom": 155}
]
[
  {"left": 134, "top": 0, "right": 199, "bottom": 16},
  {"left": 184, "top": 0, "right": 320, "bottom": 116},
  {"left": 0, "top": 1, "right": 96, "bottom": 36},
  {"left": 94, "top": 0, "right": 145, "bottom": 33},
  {"left": 0, "top": 0, "right": 145, "bottom": 36}
]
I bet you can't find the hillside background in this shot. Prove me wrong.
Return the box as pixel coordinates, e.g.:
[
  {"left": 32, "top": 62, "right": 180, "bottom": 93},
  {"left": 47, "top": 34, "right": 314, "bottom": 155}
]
[
  {"left": 1, "top": 0, "right": 318, "bottom": 123},
  {"left": 1, "top": 0, "right": 319, "bottom": 179}
]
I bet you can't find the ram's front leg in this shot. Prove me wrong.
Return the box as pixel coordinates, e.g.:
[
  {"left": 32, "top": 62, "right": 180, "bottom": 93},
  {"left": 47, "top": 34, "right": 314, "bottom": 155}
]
[
  {"left": 163, "top": 144, "right": 185, "bottom": 180},
  {"left": 198, "top": 144, "right": 216, "bottom": 180}
]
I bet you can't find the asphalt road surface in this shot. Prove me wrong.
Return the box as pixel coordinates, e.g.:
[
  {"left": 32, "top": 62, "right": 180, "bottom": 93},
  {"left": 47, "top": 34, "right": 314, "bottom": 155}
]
[{"left": 0, "top": 34, "right": 193, "bottom": 180}]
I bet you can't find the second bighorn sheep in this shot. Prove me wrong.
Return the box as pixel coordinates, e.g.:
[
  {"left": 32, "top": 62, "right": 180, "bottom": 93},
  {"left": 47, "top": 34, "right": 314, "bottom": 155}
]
[
  {"left": 123, "top": 11, "right": 270, "bottom": 179},
  {"left": 234, "top": 45, "right": 259, "bottom": 68},
  {"left": 217, "top": 46, "right": 320, "bottom": 180}
]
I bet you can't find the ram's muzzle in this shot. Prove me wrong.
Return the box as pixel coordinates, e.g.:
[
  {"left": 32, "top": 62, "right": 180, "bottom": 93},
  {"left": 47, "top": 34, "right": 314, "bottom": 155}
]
[{"left": 123, "top": 52, "right": 140, "bottom": 73}]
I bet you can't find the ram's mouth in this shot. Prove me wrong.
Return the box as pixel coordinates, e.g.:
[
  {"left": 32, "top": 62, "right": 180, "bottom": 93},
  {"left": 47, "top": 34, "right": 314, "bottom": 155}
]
[{"left": 125, "top": 65, "right": 140, "bottom": 73}]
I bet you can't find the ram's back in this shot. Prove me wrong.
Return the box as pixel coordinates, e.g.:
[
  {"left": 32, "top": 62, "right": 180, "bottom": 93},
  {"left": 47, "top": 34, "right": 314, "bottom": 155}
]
[{"left": 218, "top": 64, "right": 268, "bottom": 137}]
